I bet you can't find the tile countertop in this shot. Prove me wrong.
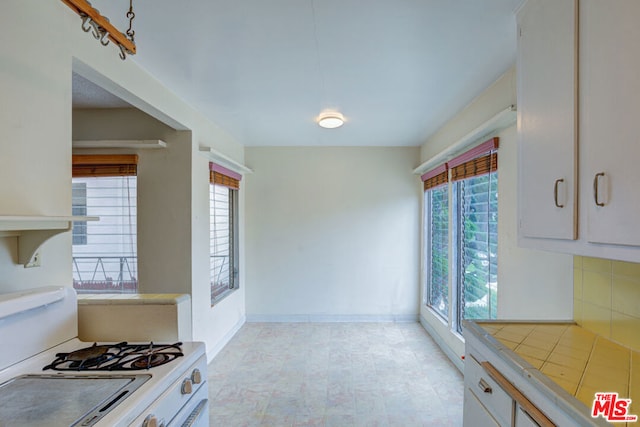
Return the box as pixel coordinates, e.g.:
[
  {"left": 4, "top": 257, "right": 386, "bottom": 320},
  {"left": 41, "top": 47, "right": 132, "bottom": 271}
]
[{"left": 472, "top": 321, "right": 640, "bottom": 423}]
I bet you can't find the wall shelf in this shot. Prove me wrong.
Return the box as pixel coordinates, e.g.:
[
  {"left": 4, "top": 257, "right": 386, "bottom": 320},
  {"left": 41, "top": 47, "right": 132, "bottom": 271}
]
[
  {"left": 198, "top": 146, "right": 253, "bottom": 175},
  {"left": 72, "top": 139, "right": 166, "bottom": 149},
  {"left": 413, "top": 105, "right": 516, "bottom": 176},
  {"left": 0, "top": 216, "right": 99, "bottom": 265}
]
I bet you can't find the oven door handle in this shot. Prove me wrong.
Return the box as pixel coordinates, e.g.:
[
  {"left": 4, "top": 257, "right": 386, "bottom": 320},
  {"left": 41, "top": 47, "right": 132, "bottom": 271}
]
[{"left": 180, "top": 399, "right": 208, "bottom": 427}]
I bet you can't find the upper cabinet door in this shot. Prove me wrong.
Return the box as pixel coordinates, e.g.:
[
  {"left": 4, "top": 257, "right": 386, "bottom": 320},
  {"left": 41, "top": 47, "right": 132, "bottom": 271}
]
[
  {"left": 582, "top": 0, "right": 640, "bottom": 246},
  {"left": 517, "top": 0, "right": 577, "bottom": 240}
]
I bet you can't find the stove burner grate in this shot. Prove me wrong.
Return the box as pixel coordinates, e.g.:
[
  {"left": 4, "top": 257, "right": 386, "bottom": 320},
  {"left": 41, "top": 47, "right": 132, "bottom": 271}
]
[{"left": 43, "top": 342, "right": 183, "bottom": 371}]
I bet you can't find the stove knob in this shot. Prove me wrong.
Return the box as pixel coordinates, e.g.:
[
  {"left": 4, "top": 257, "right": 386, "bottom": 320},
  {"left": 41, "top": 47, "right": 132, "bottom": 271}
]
[
  {"left": 181, "top": 378, "right": 193, "bottom": 394},
  {"left": 142, "top": 415, "right": 165, "bottom": 427},
  {"left": 191, "top": 368, "right": 202, "bottom": 384}
]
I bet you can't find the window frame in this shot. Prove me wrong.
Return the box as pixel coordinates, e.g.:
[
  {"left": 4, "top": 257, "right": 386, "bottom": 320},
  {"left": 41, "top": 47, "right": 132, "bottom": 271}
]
[
  {"left": 209, "top": 162, "right": 241, "bottom": 306},
  {"left": 424, "top": 183, "right": 450, "bottom": 322},
  {"left": 421, "top": 137, "right": 499, "bottom": 334},
  {"left": 71, "top": 154, "right": 139, "bottom": 294}
]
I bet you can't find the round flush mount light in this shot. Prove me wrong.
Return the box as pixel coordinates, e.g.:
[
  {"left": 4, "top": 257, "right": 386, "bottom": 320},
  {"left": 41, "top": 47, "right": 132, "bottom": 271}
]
[{"left": 317, "top": 112, "right": 345, "bottom": 129}]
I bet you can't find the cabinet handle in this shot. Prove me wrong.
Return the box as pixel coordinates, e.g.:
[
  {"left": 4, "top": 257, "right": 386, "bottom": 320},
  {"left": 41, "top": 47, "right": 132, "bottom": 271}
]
[
  {"left": 553, "top": 179, "right": 564, "bottom": 208},
  {"left": 478, "top": 378, "right": 492, "bottom": 394},
  {"left": 593, "top": 172, "right": 605, "bottom": 207}
]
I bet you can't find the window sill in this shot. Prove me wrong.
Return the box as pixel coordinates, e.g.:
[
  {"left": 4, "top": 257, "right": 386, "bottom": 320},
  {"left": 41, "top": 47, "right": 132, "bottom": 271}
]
[{"left": 211, "top": 287, "right": 239, "bottom": 307}]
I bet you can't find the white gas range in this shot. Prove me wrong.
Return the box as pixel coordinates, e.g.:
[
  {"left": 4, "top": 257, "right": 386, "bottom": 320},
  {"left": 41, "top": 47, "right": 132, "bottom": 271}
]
[{"left": 0, "top": 286, "right": 209, "bottom": 426}]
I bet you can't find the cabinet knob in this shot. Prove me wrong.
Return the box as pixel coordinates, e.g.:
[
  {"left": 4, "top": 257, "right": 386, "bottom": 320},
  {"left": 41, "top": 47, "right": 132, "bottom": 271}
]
[
  {"left": 191, "top": 368, "right": 202, "bottom": 384},
  {"left": 142, "top": 415, "right": 165, "bottom": 427},
  {"left": 181, "top": 378, "right": 193, "bottom": 395}
]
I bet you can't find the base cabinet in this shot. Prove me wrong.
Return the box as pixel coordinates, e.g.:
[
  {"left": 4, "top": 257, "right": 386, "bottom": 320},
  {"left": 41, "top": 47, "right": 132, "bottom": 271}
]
[
  {"left": 464, "top": 388, "right": 502, "bottom": 427},
  {"left": 515, "top": 406, "right": 542, "bottom": 427},
  {"left": 464, "top": 350, "right": 553, "bottom": 427}
]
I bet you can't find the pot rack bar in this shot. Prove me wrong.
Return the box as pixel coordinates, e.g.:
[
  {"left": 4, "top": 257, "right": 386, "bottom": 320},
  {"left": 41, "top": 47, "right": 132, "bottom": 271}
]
[{"left": 61, "top": 0, "right": 136, "bottom": 55}]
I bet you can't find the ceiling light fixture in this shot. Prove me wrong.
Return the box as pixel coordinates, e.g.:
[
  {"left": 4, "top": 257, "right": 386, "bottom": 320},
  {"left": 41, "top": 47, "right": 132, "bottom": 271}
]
[{"left": 317, "top": 112, "right": 345, "bottom": 129}]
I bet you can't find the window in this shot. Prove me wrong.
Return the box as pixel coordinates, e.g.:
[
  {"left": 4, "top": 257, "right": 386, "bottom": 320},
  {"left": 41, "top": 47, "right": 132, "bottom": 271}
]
[
  {"left": 422, "top": 138, "right": 499, "bottom": 332},
  {"left": 423, "top": 165, "right": 449, "bottom": 320},
  {"left": 72, "top": 155, "right": 138, "bottom": 293},
  {"left": 72, "top": 182, "right": 87, "bottom": 245},
  {"left": 453, "top": 159, "right": 498, "bottom": 331},
  {"left": 210, "top": 163, "right": 240, "bottom": 305}
]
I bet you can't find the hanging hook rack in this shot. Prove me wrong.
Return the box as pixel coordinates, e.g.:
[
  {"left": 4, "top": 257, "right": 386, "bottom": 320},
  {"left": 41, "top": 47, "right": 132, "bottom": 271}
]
[{"left": 62, "top": 0, "right": 136, "bottom": 60}]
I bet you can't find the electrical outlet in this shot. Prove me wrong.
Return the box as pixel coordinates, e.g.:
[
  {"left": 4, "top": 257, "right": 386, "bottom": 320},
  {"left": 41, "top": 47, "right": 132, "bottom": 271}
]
[{"left": 24, "top": 252, "right": 41, "bottom": 268}]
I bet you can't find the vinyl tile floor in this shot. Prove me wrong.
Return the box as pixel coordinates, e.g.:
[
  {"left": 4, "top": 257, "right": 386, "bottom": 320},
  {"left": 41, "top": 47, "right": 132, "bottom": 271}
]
[{"left": 207, "top": 322, "right": 464, "bottom": 426}]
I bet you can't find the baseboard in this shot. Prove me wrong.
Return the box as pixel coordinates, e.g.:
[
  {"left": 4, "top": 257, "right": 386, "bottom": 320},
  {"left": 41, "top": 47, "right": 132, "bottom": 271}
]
[
  {"left": 206, "top": 315, "right": 246, "bottom": 363},
  {"left": 419, "top": 314, "right": 464, "bottom": 373},
  {"left": 245, "top": 314, "right": 418, "bottom": 323}
]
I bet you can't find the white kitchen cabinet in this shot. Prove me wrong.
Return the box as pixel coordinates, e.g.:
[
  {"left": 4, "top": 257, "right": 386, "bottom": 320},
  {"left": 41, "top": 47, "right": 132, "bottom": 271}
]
[
  {"left": 515, "top": 406, "right": 542, "bottom": 427},
  {"left": 464, "top": 353, "right": 513, "bottom": 426},
  {"left": 517, "top": 0, "right": 640, "bottom": 260},
  {"left": 581, "top": 0, "right": 640, "bottom": 246},
  {"left": 517, "top": 0, "right": 577, "bottom": 241},
  {"left": 463, "top": 388, "right": 502, "bottom": 427}
]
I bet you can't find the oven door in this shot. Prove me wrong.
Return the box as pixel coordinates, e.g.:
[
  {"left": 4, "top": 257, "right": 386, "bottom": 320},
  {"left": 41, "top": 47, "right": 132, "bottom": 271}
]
[
  {"left": 131, "top": 354, "right": 209, "bottom": 427},
  {"left": 170, "top": 385, "right": 208, "bottom": 426}
]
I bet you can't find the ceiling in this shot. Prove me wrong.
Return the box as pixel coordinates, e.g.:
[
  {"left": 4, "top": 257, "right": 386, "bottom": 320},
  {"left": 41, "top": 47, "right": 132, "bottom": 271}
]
[{"left": 74, "top": 0, "right": 522, "bottom": 147}]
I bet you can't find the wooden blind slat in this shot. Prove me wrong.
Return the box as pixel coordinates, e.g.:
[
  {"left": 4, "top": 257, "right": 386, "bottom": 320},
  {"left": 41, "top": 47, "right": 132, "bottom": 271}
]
[
  {"left": 72, "top": 155, "right": 138, "bottom": 177},
  {"left": 210, "top": 171, "right": 240, "bottom": 190},
  {"left": 451, "top": 152, "right": 498, "bottom": 182},
  {"left": 424, "top": 170, "right": 449, "bottom": 191}
]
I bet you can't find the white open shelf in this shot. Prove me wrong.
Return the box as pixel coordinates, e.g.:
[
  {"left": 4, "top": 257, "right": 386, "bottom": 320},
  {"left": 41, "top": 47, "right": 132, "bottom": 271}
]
[
  {"left": 198, "top": 146, "right": 253, "bottom": 175},
  {"left": 72, "top": 139, "right": 166, "bottom": 149},
  {"left": 0, "top": 216, "right": 99, "bottom": 265},
  {"left": 413, "top": 105, "right": 516, "bottom": 176}
]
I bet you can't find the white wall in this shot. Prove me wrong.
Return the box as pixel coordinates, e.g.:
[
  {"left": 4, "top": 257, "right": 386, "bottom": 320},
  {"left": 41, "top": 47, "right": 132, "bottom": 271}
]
[
  {"left": 244, "top": 147, "right": 421, "bottom": 321},
  {"left": 418, "top": 67, "right": 573, "bottom": 367},
  {"left": 0, "top": 0, "right": 246, "bottom": 360}
]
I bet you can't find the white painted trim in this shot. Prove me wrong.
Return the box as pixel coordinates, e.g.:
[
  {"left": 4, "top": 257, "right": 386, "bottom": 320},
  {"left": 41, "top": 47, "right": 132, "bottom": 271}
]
[
  {"left": 72, "top": 139, "right": 167, "bottom": 149},
  {"left": 419, "top": 313, "right": 464, "bottom": 373},
  {"left": 206, "top": 315, "right": 246, "bottom": 363},
  {"left": 413, "top": 105, "right": 516, "bottom": 176},
  {"left": 246, "top": 314, "right": 418, "bottom": 323},
  {"left": 199, "top": 146, "right": 253, "bottom": 175}
]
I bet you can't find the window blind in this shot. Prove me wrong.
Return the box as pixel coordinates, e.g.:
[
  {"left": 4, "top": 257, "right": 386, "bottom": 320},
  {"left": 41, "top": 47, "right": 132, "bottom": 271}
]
[
  {"left": 422, "top": 163, "right": 448, "bottom": 191},
  {"left": 449, "top": 137, "right": 499, "bottom": 182},
  {"left": 209, "top": 162, "right": 241, "bottom": 190},
  {"left": 72, "top": 154, "right": 138, "bottom": 177}
]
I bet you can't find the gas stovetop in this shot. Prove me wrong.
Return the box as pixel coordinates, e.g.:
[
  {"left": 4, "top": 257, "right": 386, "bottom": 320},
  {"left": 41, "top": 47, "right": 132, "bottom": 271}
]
[
  {"left": 43, "top": 342, "right": 184, "bottom": 371},
  {"left": 0, "top": 287, "right": 208, "bottom": 426}
]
